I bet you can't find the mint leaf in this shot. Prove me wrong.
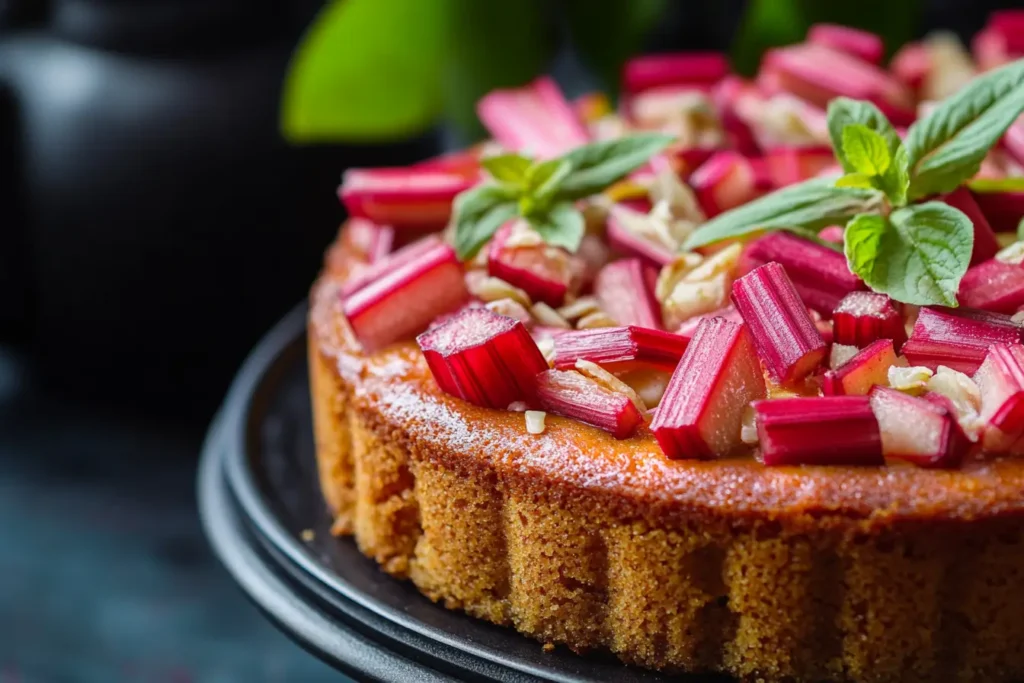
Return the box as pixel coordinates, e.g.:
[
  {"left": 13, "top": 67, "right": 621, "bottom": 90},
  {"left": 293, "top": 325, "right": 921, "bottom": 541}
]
[
  {"left": 827, "top": 98, "right": 902, "bottom": 172},
  {"left": 881, "top": 145, "right": 911, "bottom": 207},
  {"left": 835, "top": 173, "right": 875, "bottom": 189},
  {"left": 967, "top": 176, "right": 1024, "bottom": 193},
  {"left": 842, "top": 124, "right": 892, "bottom": 176},
  {"left": 481, "top": 154, "right": 533, "bottom": 185},
  {"left": 556, "top": 133, "right": 674, "bottom": 200},
  {"left": 844, "top": 202, "right": 974, "bottom": 307},
  {"left": 683, "top": 178, "right": 884, "bottom": 250},
  {"left": 528, "top": 201, "right": 586, "bottom": 252},
  {"left": 528, "top": 158, "right": 574, "bottom": 205},
  {"left": 905, "top": 59, "right": 1024, "bottom": 200},
  {"left": 452, "top": 184, "right": 519, "bottom": 260}
]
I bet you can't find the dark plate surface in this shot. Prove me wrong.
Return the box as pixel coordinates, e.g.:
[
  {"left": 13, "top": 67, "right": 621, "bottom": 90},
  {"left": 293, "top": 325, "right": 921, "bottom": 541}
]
[{"left": 214, "top": 304, "right": 723, "bottom": 682}]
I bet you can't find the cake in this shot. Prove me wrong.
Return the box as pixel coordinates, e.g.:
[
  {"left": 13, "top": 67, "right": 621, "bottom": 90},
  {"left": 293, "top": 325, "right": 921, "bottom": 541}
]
[{"left": 308, "top": 21, "right": 1024, "bottom": 683}]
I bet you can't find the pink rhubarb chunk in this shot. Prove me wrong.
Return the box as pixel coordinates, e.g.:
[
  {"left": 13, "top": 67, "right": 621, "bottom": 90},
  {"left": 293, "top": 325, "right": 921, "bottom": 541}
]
[
  {"left": 650, "top": 317, "right": 766, "bottom": 459},
  {"left": 487, "top": 222, "right": 576, "bottom": 307},
  {"left": 416, "top": 306, "right": 548, "bottom": 409},
  {"left": 754, "top": 396, "right": 884, "bottom": 466},
  {"left": 732, "top": 262, "right": 827, "bottom": 384},
  {"left": 807, "top": 24, "right": 884, "bottom": 65},
  {"left": 832, "top": 291, "right": 907, "bottom": 349},
  {"left": 688, "top": 151, "right": 760, "bottom": 217},
  {"left": 344, "top": 237, "right": 469, "bottom": 352},
  {"left": 971, "top": 188, "right": 1024, "bottom": 234},
  {"left": 535, "top": 369, "right": 644, "bottom": 439},
  {"left": 822, "top": 339, "right": 898, "bottom": 396},
  {"left": 476, "top": 77, "right": 590, "bottom": 158},
  {"left": 605, "top": 203, "right": 675, "bottom": 268},
  {"left": 974, "top": 343, "right": 1024, "bottom": 450},
  {"left": 594, "top": 258, "right": 662, "bottom": 329},
  {"left": 902, "top": 306, "right": 1024, "bottom": 375},
  {"left": 338, "top": 167, "right": 474, "bottom": 229},
  {"left": 342, "top": 217, "right": 394, "bottom": 264},
  {"left": 869, "top": 387, "right": 970, "bottom": 468},
  {"left": 938, "top": 187, "right": 999, "bottom": 266},
  {"left": 622, "top": 52, "right": 730, "bottom": 95},
  {"left": 552, "top": 326, "right": 689, "bottom": 373},
  {"left": 958, "top": 258, "right": 1024, "bottom": 314}
]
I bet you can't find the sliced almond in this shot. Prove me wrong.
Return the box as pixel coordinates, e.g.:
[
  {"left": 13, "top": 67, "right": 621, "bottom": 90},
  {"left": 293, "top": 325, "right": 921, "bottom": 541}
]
[{"left": 575, "top": 359, "right": 647, "bottom": 413}]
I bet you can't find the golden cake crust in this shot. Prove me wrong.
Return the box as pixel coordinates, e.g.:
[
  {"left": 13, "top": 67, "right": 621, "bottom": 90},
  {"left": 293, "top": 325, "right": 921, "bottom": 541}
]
[{"left": 308, "top": 240, "right": 1024, "bottom": 682}]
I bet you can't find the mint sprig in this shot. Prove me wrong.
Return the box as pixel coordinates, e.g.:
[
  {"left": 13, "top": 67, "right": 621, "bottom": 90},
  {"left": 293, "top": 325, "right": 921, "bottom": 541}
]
[
  {"left": 451, "top": 132, "right": 673, "bottom": 259},
  {"left": 684, "top": 56, "right": 1024, "bottom": 307}
]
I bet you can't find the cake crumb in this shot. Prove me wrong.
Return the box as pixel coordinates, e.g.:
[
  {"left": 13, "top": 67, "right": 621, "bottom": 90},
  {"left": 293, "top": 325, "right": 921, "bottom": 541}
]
[{"left": 301, "top": 529, "right": 315, "bottom": 542}]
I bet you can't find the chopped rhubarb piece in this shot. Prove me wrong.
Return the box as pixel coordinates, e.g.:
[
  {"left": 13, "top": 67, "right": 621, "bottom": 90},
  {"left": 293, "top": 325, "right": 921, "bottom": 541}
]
[
  {"left": 902, "top": 306, "right": 1024, "bottom": 375},
  {"left": 761, "top": 44, "right": 914, "bottom": 125},
  {"left": 764, "top": 146, "right": 836, "bottom": 187},
  {"left": 958, "top": 258, "right": 1024, "bottom": 313},
  {"left": 891, "top": 42, "right": 931, "bottom": 91},
  {"left": 341, "top": 233, "right": 442, "bottom": 297},
  {"left": 650, "top": 318, "right": 766, "bottom": 459},
  {"left": 869, "top": 387, "right": 970, "bottom": 468},
  {"left": 594, "top": 259, "right": 662, "bottom": 329},
  {"left": 344, "top": 238, "right": 468, "bottom": 352},
  {"left": 688, "top": 151, "right": 760, "bottom": 217},
  {"left": 818, "top": 225, "right": 845, "bottom": 244},
  {"left": 411, "top": 148, "right": 482, "bottom": 179},
  {"left": 1002, "top": 115, "right": 1024, "bottom": 167},
  {"left": 807, "top": 24, "right": 884, "bottom": 65},
  {"left": 938, "top": 187, "right": 999, "bottom": 265},
  {"left": 732, "top": 262, "right": 827, "bottom": 384},
  {"left": 343, "top": 217, "right": 394, "bottom": 264},
  {"left": 832, "top": 291, "right": 907, "bottom": 349},
  {"left": 971, "top": 188, "right": 1024, "bottom": 234},
  {"left": 416, "top": 307, "right": 548, "bottom": 409},
  {"left": 822, "top": 339, "right": 897, "bottom": 396},
  {"left": 605, "top": 204, "right": 675, "bottom": 267},
  {"left": 711, "top": 76, "right": 760, "bottom": 155},
  {"left": 740, "top": 232, "right": 864, "bottom": 314},
  {"left": 487, "top": 222, "right": 575, "bottom": 307},
  {"left": 476, "top": 77, "right": 589, "bottom": 158},
  {"left": 622, "top": 52, "right": 730, "bottom": 95},
  {"left": 551, "top": 326, "right": 688, "bottom": 373},
  {"left": 338, "top": 167, "right": 473, "bottom": 229},
  {"left": 675, "top": 305, "right": 744, "bottom": 340},
  {"left": 991, "top": 11, "right": 1024, "bottom": 53},
  {"left": 754, "top": 396, "right": 884, "bottom": 466},
  {"left": 974, "top": 343, "right": 1024, "bottom": 447},
  {"left": 535, "top": 369, "right": 643, "bottom": 439}
]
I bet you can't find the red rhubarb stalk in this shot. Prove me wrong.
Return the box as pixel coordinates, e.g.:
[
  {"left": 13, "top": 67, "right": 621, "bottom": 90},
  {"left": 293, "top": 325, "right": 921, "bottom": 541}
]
[
  {"left": 974, "top": 343, "right": 1024, "bottom": 449},
  {"left": 832, "top": 291, "right": 907, "bottom": 349},
  {"left": 938, "top": 187, "right": 999, "bottom": 266},
  {"left": 622, "top": 52, "right": 729, "bottom": 95},
  {"left": 739, "top": 232, "right": 864, "bottom": 314},
  {"left": 605, "top": 204, "right": 675, "bottom": 267},
  {"left": 754, "top": 396, "right": 884, "bottom": 466},
  {"left": 338, "top": 167, "right": 474, "bottom": 229},
  {"left": 650, "top": 318, "right": 766, "bottom": 459},
  {"left": 535, "top": 369, "right": 644, "bottom": 439},
  {"left": 971, "top": 187, "right": 1024, "bottom": 234},
  {"left": 594, "top": 258, "right": 662, "bottom": 329},
  {"left": 902, "top": 306, "right": 1024, "bottom": 374},
  {"left": 958, "top": 258, "right": 1024, "bottom": 313},
  {"left": 891, "top": 42, "right": 931, "bottom": 91},
  {"left": 688, "top": 151, "right": 760, "bottom": 218},
  {"left": 869, "top": 387, "right": 970, "bottom": 468},
  {"left": 344, "top": 238, "right": 468, "bottom": 352},
  {"left": 343, "top": 217, "right": 394, "bottom": 264},
  {"left": 764, "top": 145, "right": 836, "bottom": 187},
  {"left": 416, "top": 307, "right": 548, "bottom": 409},
  {"left": 552, "top": 326, "right": 689, "bottom": 373},
  {"left": 807, "top": 24, "right": 884, "bottom": 65},
  {"left": 675, "top": 305, "right": 744, "bottom": 340},
  {"left": 476, "top": 77, "right": 590, "bottom": 158},
  {"left": 732, "top": 262, "right": 828, "bottom": 384},
  {"left": 487, "top": 222, "right": 576, "bottom": 307},
  {"left": 822, "top": 339, "right": 898, "bottom": 396}
]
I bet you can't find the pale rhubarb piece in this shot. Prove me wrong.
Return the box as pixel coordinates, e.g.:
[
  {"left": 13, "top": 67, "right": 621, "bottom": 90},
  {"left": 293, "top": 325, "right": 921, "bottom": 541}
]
[
  {"left": 688, "top": 151, "right": 760, "bottom": 218},
  {"left": 416, "top": 307, "right": 548, "bottom": 409},
  {"left": 488, "top": 222, "right": 575, "bottom": 307},
  {"left": 974, "top": 343, "right": 1024, "bottom": 451},
  {"left": 732, "top": 262, "right": 827, "bottom": 384},
  {"left": 807, "top": 23, "right": 884, "bottom": 64},
  {"left": 605, "top": 203, "right": 675, "bottom": 268},
  {"left": 764, "top": 145, "right": 836, "bottom": 187},
  {"left": 342, "top": 217, "right": 394, "bottom": 264},
  {"left": 822, "top": 339, "right": 898, "bottom": 396},
  {"left": 594, "top": 258, "right": 662, "bottom": 329},
  {"left": 338, "top": 167, "right": 473, "bottom": 229},
  {"left": 869, "top": 387, "right": 971, "bottom": 468},
  {"left": 958, "top": 258, "right": 1024, "bottom": 314},
  {"left": 551, "top": 326, "right": 688, "bottom": 374},
  {"left": 832, "top": 291, "right": 907, "bottom": 350},
  {"left": 902, "top": 306, "right": 1024, "bottom": 375},
  {"left": 650, "top": 317, "right": 766, "bottom": 459},
  {"left": 476, "top": 76, "right": 589, "bottom": 158},
  {"left": 535, "top": 369, "right": 644, "bottom": 439},
  {"left": 675, "top": 305, "right": 744, "bottom": 340},
  {"left": 754, "top": 396, "right": 884, "bottom": 466},
  {"left": 343, "top": 237, "right": 468, "bottom": 352}
]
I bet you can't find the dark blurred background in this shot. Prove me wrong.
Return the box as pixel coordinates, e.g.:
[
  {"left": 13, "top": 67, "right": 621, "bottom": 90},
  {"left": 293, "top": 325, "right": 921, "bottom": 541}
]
[{"left": 0, "top": 0, "right": 1017, "bottom": 680}]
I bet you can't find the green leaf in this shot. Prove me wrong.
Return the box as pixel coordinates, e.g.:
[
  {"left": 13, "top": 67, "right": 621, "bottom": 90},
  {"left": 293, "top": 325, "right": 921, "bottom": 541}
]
[
  {"left": 281, "top": 0, "right": 451, "bottom": 142},
  {"left": 881, "top": 145, "right": 911, "bottom": 207},
  {"left": 1018, "top": 217, "right": 1024, "bottom": 242},
  {"left": 835, "top": 173, "right": 876, "bottom": 189},
  {"left": 844, "top": 202, "right": 974, "bottom": 307},
  {"left": 905, "top": 58, "right": 1024, "bottom": 200},
  {"left": 827, "top": 98, "right": 902, "bottom": 172},
  {"left": 528, "top": 202, "right": 586, "bottom": 252},
  {"left": 452, "top": 184, "right": 519, "bottom": 260},
  {"left": 683, "top": 178, "right": 885, "bottom": 250},
  {"left": 528, "top": 159, "right": 574, "bottom": 203},
  {"left": 556, "top": 133, "right": 675, "bottom": 200},
  {"left": 967, "top": 176, "right": 1024, "bottom": 193},
  {"left": 842, "top": 124, "right": 892, "bottom": 176},
  {"left": 481, "top": 154, "right": 533, "bottom": 185}
]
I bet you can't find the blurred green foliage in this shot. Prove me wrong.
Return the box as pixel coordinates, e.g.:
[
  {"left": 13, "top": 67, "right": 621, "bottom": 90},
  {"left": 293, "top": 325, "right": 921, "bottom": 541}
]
[{"left": 281, "top": 0, "right": 921, "bottom": 144}]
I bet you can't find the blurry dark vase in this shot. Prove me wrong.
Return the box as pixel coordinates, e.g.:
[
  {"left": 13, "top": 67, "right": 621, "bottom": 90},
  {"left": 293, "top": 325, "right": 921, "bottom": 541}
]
[{"left": 0, "top": 0, "right": 437, "bottom": 421}]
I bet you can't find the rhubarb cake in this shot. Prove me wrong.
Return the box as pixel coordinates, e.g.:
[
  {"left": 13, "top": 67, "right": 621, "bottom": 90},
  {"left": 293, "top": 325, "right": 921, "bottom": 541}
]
[{"left": 309, "top": 19, "right": 1024, "bottom": 683}]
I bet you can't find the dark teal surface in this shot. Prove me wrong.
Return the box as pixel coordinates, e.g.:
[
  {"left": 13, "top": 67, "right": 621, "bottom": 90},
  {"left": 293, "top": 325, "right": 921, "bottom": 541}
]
[{"left": 0, "top": 350, "right": 349, "bottom": 683}]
